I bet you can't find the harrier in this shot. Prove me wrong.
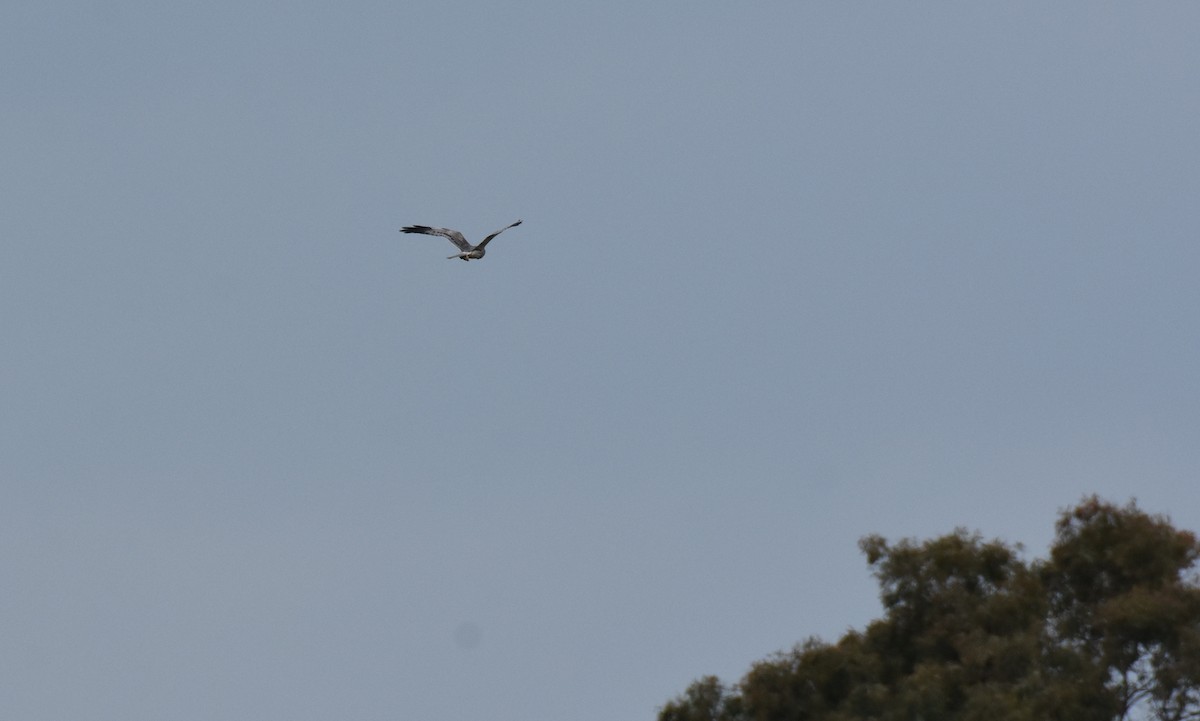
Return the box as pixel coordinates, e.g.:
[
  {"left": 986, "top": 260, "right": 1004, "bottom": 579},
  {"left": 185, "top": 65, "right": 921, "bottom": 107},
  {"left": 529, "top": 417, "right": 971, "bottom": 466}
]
[{"left": 400, "top": 219, "right": 522, "bottom": 261}]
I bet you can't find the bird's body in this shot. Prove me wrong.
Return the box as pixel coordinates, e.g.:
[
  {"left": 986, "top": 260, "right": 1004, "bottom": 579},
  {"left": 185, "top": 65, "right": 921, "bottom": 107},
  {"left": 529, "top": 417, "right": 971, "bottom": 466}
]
[{"left": 400, "top": 219, "right": 522, "bottom": 261}]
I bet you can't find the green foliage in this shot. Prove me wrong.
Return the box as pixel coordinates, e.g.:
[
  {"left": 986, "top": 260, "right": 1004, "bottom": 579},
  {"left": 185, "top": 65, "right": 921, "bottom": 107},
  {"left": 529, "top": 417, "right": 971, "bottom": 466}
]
[
  {"left": 658, "top": 496, "right": 1200, "bottom": 721},
  {"left": 660, "top": 676, "right": 740, "bottom": 721},
  {"left": 1041, "top": 497, "right": 1200, "bottom": 720}
]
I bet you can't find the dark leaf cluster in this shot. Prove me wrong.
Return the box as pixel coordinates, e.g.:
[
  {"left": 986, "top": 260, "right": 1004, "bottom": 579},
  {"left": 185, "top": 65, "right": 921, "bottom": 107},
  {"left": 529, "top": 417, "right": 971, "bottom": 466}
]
[{"left": 659, "top": 496, "right": 1200, "bottom": 721}]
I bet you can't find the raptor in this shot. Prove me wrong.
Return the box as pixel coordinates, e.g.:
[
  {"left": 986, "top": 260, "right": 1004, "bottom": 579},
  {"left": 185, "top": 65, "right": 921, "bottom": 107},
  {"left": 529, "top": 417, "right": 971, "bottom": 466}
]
[{"left": 400, "top": 219, "right": 523, "bottom": 261}]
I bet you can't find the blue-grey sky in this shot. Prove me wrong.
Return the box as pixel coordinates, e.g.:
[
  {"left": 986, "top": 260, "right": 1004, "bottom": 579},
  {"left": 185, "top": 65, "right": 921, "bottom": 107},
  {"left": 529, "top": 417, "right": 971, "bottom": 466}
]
[{"left": 3, "top": 2, "right": 1199, "bottom": 719}]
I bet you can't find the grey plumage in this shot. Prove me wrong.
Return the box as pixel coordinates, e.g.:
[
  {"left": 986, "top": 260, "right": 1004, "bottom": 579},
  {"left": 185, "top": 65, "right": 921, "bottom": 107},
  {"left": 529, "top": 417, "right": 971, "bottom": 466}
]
[{"left": 400, "top": 219, "right": 522, "bottom": 261}]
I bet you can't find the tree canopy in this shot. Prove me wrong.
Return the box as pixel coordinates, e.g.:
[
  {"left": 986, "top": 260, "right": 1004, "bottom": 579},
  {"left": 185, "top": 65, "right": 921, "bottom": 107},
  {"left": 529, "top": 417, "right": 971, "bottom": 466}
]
[{"left": 659, "top": 497, "right": 1200, "bottom": 721}]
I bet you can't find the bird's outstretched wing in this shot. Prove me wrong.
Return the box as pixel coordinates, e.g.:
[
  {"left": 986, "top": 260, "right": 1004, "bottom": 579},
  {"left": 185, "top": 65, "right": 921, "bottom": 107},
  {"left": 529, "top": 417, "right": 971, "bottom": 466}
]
[
  {"left": 474, "top": 219, "right": 523, "bottom": 250},
  {"left": 400, "top": 225, "right": 472, "bottom": 252}
]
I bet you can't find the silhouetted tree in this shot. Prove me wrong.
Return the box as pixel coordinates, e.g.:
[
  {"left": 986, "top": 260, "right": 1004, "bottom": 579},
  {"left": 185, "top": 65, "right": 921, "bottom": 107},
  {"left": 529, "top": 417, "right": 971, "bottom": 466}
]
[
  {"left": 660, "top": 676, "right": 740, "bottom": 721},
  {"left": 1041, "top": 498, "right": 1200, "bottom": 721},
  {"left": 659, "top": 496, "right": 1200, "bottom": 721}
]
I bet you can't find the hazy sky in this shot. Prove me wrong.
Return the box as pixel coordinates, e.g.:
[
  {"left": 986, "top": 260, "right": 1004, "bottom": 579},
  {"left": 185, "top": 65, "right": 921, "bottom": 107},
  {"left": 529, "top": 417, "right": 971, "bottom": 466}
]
[{"left": 3, "top": 2, "right": 1199, "bottom": 720}]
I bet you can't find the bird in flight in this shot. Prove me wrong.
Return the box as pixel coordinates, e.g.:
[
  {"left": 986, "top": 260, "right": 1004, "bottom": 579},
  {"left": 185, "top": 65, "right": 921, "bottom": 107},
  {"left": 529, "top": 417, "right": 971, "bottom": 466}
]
[{"left": 400, "top": 219, "right": 523, "bottom": 261}]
